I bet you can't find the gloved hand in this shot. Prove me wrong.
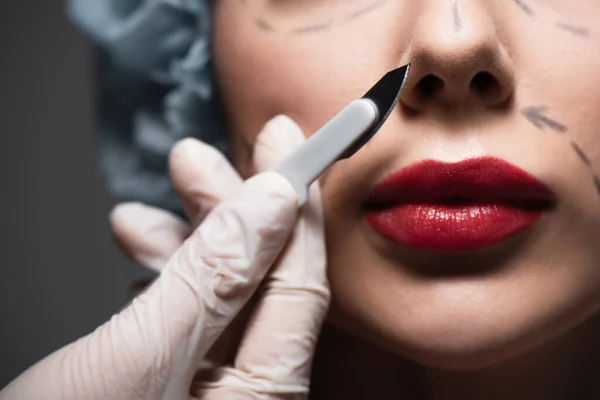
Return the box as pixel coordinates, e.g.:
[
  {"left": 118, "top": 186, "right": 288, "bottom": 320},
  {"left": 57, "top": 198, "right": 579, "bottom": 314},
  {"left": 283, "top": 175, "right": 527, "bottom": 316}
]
[{"left": 0, "top": 115, "right": 330, "bottom": 400}]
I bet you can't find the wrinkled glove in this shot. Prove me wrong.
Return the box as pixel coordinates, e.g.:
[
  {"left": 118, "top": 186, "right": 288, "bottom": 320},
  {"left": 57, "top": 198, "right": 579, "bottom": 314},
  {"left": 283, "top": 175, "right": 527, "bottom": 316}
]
[{"left": 0, "top": 116, "right": 330, "bottom": 400}]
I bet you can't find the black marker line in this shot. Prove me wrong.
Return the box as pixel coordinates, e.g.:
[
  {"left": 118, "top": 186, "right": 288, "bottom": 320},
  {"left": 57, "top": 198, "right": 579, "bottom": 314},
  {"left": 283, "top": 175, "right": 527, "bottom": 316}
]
[
  {"left": 541, "top": 118, "right": 567, "bottom": 133},
  {"left": 290, "top": 22, "right": 331, "bottom": 35},
  {"left": 346, "top": 0, "right": 386, "bottom": 21},
  {"left": 570, "top": 141, "right": 592, "bottom": 166},
  {"left": 593, "top": 175, "right": 600, "bottom": 197},
  {"left": 522, "top": 106, "right": 568, "bottom": 133},
  {"left": 512, "top": 0, "right": 534, "bottom": 16},
  {"left": 255, "top": 18, "right": 274, "bottom": 32},
  {"left": 557, "top": 23, "right": 590, "bottom": 37},
  {"left": 451, "top": 0, "right": 462, "bottom": 32}
]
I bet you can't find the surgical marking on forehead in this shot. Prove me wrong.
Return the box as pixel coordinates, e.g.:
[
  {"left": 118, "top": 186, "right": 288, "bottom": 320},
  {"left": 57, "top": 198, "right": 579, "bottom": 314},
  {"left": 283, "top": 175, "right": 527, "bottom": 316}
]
[
  {"left": 244, "top": 0, "right": 389, "bottom": 35},
  {"left": 571, "top": 141, "right": 592, "bottom": 166},
  {"left": 451, "top": 0, "right": 462, "bottom": 32},
  {"left": 556, "top": 23, "right": 590, "bottom": 37},
  {"left": 522, "top": 106, "right": 567, "bottom": 133},
  {"left": 512, "top": 0, "right": 534, "bottom": 16},
  {"left": 346, "top": 0, "right": 386, "bottom": 21}
]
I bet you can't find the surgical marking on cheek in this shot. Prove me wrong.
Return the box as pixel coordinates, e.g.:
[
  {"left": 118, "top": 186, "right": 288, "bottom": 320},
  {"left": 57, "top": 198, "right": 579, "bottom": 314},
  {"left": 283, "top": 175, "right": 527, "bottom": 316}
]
[
  {"left": 512, "top": 0, "right": 534, "bottom": 16},
  {"left": 593, "top": 176, "right": 600, "bottom": 197},
  {"left": 568, "top": 142, "right": 600, "bottom": 199},
  {"left": 290, "top": 22, "right": 331, "bottom": 35},
  {"left": 255, "top": 18, "right": 274, "bottom": 32},
  {"left": 570, "top": 141, "right": 592, "bottom": 166},
  {"left": 522, "top": 106, "right": 567, "bottom": 133},
  {"left": 346, "top": 0, "right": 386, "bottom": 21},
  {"left": 557, "top": 23, "right": 590, "bottom": 37},
  {"left": 451, "top": 0, "right": 462, "bottom": 32},
  {"left": 521, "top": 109, "right": 599, "bottom": 201}
]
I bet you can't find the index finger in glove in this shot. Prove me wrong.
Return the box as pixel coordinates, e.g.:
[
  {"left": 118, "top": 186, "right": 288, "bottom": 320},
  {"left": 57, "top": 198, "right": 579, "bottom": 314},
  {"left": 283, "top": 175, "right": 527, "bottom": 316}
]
[
  {"left": 202, "top": 116, "right": 331, "bottom": 399},
  {"left": 169, "top": 114, "right": 299, "bottom": 227},
  {"left": 169, "top": 138, "right": 243, "bottom": 226}
]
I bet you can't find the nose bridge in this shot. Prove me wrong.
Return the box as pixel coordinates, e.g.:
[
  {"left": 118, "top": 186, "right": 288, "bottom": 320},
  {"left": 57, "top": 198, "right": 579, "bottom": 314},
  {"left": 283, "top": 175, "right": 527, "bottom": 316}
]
[
  {"left": 402, "top": 0, "right": 514, "bottom": 109},
  {"left": 419, "top": 0, "right": 496, "bottom": 56}
]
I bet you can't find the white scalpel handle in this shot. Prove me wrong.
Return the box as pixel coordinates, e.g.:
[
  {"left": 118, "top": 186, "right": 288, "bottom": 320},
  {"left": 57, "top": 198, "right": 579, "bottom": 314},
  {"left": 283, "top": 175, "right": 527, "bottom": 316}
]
[{"left": 272, "top": 99, "right": 378, "bottom": 206}]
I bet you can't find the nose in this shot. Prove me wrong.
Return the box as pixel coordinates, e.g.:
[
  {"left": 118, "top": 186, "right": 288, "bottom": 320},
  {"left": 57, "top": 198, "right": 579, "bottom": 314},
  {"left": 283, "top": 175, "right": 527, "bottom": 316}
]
[{"left": 401, "top": 2, "right": 514, "bottom": 111}]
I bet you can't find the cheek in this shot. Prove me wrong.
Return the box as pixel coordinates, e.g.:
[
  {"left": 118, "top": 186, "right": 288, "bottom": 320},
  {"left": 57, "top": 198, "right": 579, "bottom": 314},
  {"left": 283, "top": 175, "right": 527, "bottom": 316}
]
[
  {"left": 212, "top": 2, "right": 410, "bottom": 170},
  {"left": 511, "top": 6, "right": 600, "bottom": 157}
]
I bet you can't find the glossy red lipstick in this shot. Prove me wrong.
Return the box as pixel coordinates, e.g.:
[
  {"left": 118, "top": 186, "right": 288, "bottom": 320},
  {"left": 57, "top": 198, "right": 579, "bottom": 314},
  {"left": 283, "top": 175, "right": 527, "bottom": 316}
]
[{"left": 364, "top": 157, "right": 556, "bottom": 252}]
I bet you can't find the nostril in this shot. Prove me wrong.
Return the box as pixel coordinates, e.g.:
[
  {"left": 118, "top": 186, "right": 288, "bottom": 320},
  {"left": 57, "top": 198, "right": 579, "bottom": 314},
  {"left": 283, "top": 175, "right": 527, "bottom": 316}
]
[
  {"left": 416, "top": 74, "right": 444, "bottom": 100},
  {"left": 470, "top": 71, "right": 500, "bottom": 98}
]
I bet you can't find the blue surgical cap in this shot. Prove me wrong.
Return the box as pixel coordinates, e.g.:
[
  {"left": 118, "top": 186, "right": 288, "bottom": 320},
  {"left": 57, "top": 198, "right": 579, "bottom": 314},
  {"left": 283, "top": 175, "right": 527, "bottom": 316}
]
[{"left": 69, "top": 0, "right": 226, "bottom": 214}]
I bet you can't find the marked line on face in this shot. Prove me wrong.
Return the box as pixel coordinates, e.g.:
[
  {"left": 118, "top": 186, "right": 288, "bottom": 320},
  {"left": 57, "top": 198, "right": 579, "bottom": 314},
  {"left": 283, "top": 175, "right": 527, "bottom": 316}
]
[
  {"left": 557, "top": 23, "right": 590, "bottom": 38},
  {"left": 451, "top": 0, "right": 462, "bottom": 32},
  {"left": 255, "top": 18, "right": 274, "bottom": 32},
  {"left": 571, "top": 141, "right": 592, "bottom": 166},
  {"left": 512, "top": 0, "right": 534, "bottom": 16},
  {"left": 593, "top": 176, "right": 600, "bottom": 197},
  {"left": 522, "top": 106, "right": 567, "bottom": 133},
  {"left": 290, "top": 22, "right": 332, "bottom": 35},
  {"left": 346, "top": 0, "right": 386, "bottom": 22}
]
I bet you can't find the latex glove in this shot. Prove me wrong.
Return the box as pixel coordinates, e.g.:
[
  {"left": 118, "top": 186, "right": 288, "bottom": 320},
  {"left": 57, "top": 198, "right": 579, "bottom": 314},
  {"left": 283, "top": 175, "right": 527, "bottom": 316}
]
[
  {"left": 112, "top": 114, "right": 327, "bottom": 378},
  {"left": 112, "top": 115, "right": 326, "bottom": 373},
  {"left": 0, "top": 116, "right": 330, "bottom": 400}
]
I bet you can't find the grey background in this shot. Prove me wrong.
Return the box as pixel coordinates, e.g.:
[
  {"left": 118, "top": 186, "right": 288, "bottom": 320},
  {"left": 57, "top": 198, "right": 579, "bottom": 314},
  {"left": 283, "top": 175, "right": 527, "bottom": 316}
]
[{"left": 0, "top": 1, "right": 150, "bottom": 387}]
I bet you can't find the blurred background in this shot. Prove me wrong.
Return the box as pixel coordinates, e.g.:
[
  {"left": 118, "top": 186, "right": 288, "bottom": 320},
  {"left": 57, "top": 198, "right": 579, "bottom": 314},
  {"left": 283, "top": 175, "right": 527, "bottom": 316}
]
[{"left": 0, "top": 1, "right": 151, "bottom": 387}]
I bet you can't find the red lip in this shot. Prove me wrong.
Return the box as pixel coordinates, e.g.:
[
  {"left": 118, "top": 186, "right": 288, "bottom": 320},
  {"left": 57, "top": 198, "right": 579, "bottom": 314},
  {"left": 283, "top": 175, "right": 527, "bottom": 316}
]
[{"left": 364, "top": 157, "right": 556, "bottom": 253}]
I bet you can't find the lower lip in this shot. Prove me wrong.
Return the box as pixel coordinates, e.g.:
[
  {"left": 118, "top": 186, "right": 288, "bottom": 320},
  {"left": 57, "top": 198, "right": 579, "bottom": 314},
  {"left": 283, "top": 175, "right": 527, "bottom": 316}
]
[{"left": 365, "top": 203, "right": 545, "bottom": 253}]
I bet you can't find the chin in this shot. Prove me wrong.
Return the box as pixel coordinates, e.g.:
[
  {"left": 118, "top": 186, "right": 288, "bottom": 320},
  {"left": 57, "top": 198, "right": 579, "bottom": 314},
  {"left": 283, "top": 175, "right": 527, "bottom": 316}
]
[
  {"left": 330, "top": 289, "right": 586, "bottom": 371},
  {"left": 374, "top": 308, "right": 557, "bottom": 370},
  {"left": 326, "top": 234, "right": 600, "bottom": 372}
]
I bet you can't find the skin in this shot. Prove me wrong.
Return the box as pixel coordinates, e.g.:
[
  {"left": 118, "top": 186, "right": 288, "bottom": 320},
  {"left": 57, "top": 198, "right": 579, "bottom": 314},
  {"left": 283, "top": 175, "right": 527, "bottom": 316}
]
[{"left": 211, "top": 0, "right": 600, "bottom": 398}]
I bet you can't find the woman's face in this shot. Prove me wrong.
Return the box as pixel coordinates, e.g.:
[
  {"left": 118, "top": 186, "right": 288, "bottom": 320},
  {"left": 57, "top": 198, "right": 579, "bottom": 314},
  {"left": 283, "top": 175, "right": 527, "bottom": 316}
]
[{"left": 212, "top": 0, "right": 600, "bottom": 368}]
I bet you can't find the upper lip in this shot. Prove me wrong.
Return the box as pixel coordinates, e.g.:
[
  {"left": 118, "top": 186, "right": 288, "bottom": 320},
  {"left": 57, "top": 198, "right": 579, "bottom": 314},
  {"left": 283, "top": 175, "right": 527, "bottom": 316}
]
[{"left": 364, "top": 157, "right": 557, "bottom": 208}]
